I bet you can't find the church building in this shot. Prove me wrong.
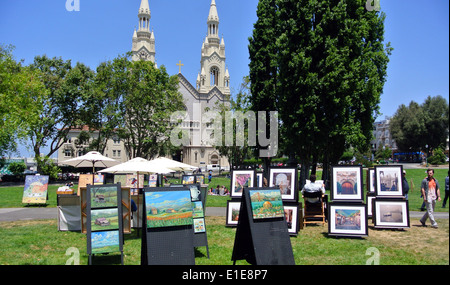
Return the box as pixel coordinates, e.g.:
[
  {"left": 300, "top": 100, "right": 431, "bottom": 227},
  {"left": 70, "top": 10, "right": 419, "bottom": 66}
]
[{"left": 131, "top": 0, "right": 231, "bottom": 170}]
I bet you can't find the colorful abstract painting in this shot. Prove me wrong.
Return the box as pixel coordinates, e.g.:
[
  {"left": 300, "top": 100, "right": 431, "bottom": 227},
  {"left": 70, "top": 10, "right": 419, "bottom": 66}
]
[
  {"left": 145, "top": 191, "right": 193, "bottom": 228},
  {"left": 22, "top": 175, "right": 49, "bottom": 204},
  {"left": 249, "top": 189, "right": 284, "bottom": 219}
]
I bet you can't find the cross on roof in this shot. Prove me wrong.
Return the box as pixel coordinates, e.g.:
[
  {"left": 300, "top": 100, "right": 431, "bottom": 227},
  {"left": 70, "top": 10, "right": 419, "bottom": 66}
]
[{"left": 176, "top": 60, "right": 184, "bottom": 74}]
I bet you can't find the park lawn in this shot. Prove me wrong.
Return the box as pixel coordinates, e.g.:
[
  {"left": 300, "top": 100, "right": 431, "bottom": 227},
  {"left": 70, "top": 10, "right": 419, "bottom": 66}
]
[{"left": 0, "top": 216, "right": 448, "bottom": 265}]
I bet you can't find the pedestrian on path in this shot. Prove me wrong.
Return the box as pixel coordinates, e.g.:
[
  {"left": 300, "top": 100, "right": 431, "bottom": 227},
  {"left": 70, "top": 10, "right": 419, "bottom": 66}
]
[
  {"left": 442, "top": 170, "right": 449, "bottom": 208},
  {"left": 420, "top": 169, "right": 442, "bottom": 228}
]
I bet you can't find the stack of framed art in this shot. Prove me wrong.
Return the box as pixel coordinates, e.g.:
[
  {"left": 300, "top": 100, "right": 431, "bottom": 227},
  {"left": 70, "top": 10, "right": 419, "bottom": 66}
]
[
  {"left": 372, "top": 165, "right": 410, "bottom": 229},
  {"left": 141, "top": 187, "right": 196, "bottom": 265},
  {"left": 328, "top": 165, "right": 368, "bottom": 238},
  {"left": 86, "top": 183, "right": 124, "bottom": 265}
]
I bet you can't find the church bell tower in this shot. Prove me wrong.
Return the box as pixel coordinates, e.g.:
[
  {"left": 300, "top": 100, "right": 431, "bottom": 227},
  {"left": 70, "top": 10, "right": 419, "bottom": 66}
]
[{"left": 132, "top": 0, "right": 156, "bottom": 66}]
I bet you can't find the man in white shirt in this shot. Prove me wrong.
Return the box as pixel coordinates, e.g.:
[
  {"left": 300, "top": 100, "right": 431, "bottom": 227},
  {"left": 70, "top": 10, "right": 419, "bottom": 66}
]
[{"left": 301, "top": 175, "right": 325, "bottom": 203}]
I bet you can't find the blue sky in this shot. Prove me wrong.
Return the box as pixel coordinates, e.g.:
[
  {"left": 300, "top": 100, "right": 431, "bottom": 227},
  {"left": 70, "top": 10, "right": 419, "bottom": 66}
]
[{"left": 0, "top": 0, "right": 448, "bottom": 157}]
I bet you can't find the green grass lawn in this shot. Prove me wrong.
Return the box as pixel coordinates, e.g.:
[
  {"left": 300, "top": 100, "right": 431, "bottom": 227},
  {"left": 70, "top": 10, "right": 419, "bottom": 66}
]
[{"left": 0, "top": 216, "right": 448, "bottom": 265}]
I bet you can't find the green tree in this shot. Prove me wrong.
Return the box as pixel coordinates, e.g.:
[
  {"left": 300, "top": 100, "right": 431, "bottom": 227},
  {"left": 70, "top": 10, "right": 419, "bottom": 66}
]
[
  {"left": 248, "top": 0, "right": 280, "bottom": 177},
  {"left": 390, "top": 96, "right": 449, "bottom": 152},
  {"left": 275, "top": 0, "right": 391, "bottom": 185},
  {"left": 8, "top": 161, "right": 26, "bottom": 175},
  {"left": 118, "top": 60, "right": 184, "bottom": 159},
  {"left": 0, "top": 44, "right": 45, "bottom": 156},
  {"left": 28, "top": 56, "right": 95, "bottom": 172}
]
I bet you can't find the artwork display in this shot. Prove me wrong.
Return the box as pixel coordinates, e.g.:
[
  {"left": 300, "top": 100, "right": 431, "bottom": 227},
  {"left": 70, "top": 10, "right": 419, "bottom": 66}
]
[
  {"left": 328, "top": 203, "right": 368, "bottom": 237},
  {"left": 192, "top": 201, "right": 204, "bottom": 218},
  {"left": 144, "top": 191, "right": 193, "bottom": 228},
  {"left": 193, "top": 218, "right": 206, "bottom": 233},
  {"left": 90, "top": 185, "right": 119, "bottom": 208},
  {"left": 375, "top": 166, "right": 404, "bottom": 197},
  {"left": 284, "top": 204, "right": 299, "bottom": 235},
  {"left": 22, "top": 175, "right": 49, "bottom": 204},
  {"left": 368, "top": 168, "right": 375, "bottom": 193},
  {"left": 367, "top": 194, "right": 376, "bottom": 218},
  {"left": 182, "top": 175, "right": 195, "bottom": 185},
  {"left": 93, "top": 174, "right": 104, "bottom": 185},
  {"left": 249, "top": 189, "right": 284, "bottom": 220},
  {"left": 331, "top": 166, "right": 364, "bottom": 202},
  {"left": 230, "top": 170, "right": 255, "bottom": 198},
  {"left": 149, "top": 175, "right": 158, "bottom": 187},
  {"left": 91, "top": 230, "right": 120, "bottom": 254},
  {"left": 195, "top": 175, "right": 205, "bottom": 185},
  {"left": 226, "top": 201, "right": 241, "bottom": 227},
  {"left": 373, "top": 199, "right": 410, "bottom": 228},
  {"left": 269, "top": 168, "right": 297, "bottom": 201},
  {"left": 256, "top": 173, "right": 263, "bottom": 187},
  {"left": 90, "top": 208, "right": 119, "bottom": 231}
]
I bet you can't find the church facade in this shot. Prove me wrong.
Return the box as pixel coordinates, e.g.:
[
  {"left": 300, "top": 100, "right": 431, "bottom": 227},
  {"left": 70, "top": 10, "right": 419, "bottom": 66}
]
[{"left": 132, "top": 0, "right": 230, "bottom": 170}]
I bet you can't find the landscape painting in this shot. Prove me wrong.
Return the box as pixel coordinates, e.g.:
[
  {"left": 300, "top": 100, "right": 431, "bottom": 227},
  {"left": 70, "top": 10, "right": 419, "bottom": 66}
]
[
  {"left": 192, "top": 201, "right": 204, "bottom": 218},
  {"left": 90, "top": 208, "right": 119, "bottom": 232},
  {"left": 249, "top": 189, "right": 284, "bottom": 219},
  {"left": 145, "top": 191, "right": 193, "bottom": 228},
  {"left": 22, "top": 175, "right": 49, "bottom": 204},
  {"left": 91, "top": 230, "right": 120, "bottom": 254},
  {"left": 90, "top": 185, "right": 118, "bottom": 208}
]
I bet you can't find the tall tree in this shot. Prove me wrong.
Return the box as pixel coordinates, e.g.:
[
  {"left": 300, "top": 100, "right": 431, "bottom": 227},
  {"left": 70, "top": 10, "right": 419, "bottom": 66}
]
[
  {"left": 248, "top": 0, "right": 279, "bottom": 176},
  {"left": 276, "top": 0, "right": 392, "bottom": 185}
]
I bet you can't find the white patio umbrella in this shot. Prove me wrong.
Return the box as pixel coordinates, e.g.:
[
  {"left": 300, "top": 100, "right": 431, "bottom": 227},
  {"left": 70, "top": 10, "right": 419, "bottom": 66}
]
[
  {"left": 147, "top": 157, "right": 197, "bottom": 172},
  {"left": 59, "top": 151, "right": 119, "bottom": 174}
]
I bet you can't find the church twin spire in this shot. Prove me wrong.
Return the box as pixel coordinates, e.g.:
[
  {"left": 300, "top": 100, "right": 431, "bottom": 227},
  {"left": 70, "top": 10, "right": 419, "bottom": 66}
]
[{"left": 131, "top": 0, "right": 229, "bottom": 95}]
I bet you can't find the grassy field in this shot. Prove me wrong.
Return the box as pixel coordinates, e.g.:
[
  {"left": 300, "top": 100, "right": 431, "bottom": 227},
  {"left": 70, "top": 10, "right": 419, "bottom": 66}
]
[{"left": 0, "top": 216, "right": 448, "bottom": 265}]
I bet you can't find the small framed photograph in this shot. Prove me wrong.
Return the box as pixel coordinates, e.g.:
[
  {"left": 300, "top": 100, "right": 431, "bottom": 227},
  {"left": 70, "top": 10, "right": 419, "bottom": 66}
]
[
  {"left": 366, "top": 193, "right": 376, "bottom": 218},
  {"left": 331, "top": 165, "right": 364, "bottom": 202},
  {"left": 328, "top": 203, "right": 368, "bottom": 237},
  {"left": 373, "top": 198, "right": 410, "bottom": 229},
  {"left": 182, "top": 175, "right": 196, "bottom": 185},
  {"left": 284, "top": 203, "right": 300, "bottom": 236},
  {"left": 226, "top": 200, "right": 241, "bottom": 227},
  {"left": 256, "top": 173, "right": 264, "bottom": 187},
  {"left": 374, "top": 165, "right": 404, "bottom": 197},
  {"left": 269, "top": 167, "right": 298, "bottom": 202},
  {"left": 230, "top": 169, "right": 255, "bottom": 198}
]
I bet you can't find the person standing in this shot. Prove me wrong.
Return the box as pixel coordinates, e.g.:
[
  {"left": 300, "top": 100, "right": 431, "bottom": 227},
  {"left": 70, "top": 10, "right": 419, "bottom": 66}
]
[
  {"left": 420, "top": 169, "right": 441, "bottom": 228},
  {"left": 402, "top": 170, "right": 410, "bottom": 200},
  {"left": 442, "top": 170, "right": 449, "bottom": 208}
]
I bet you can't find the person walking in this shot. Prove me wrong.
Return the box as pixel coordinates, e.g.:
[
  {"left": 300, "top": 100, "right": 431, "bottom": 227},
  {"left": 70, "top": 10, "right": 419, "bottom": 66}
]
[
  {"left": 402, "top": 170, "right": 410, "bottom": 200},
  {"left": 420, "top": 169, "right": 441, "bottom": 228},
  {"left": 442, "top": 170, "right": 449, "bottom": 208}
]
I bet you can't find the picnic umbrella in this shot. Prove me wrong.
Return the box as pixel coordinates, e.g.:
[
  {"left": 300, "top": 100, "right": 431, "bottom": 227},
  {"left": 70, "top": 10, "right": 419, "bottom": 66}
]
[
  {"left": 60, "top": 151, "right": 119, "bottom": 174},
  {"left": 99, "top": 157, "right": 175, "bottom": 231},
  {"left": 147, "top": 157, "right": 197, "bottom": 172}
]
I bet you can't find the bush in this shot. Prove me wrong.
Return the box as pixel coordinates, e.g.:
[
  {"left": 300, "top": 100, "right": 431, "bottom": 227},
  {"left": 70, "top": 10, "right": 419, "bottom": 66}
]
[
  {"left": 428, "top": 148, "right": 447, "bottom": 165},
  {"left": 7, "top": 162, "right": 26, "bottom": 175}
]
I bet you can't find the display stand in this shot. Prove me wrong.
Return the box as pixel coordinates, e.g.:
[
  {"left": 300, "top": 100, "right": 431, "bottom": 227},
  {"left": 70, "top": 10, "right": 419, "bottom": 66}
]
[
  {"left": 86, "top": 183, "right": 124, "bottom": 265},
  {"left": 57, "top": 194, "right": 81, "bottom": 231},
  {"left": 232, "top": 187, "right": 295, "bottom": 265},
  {"left": 141, "top": 187, "right": 195, "bottom": 265}
]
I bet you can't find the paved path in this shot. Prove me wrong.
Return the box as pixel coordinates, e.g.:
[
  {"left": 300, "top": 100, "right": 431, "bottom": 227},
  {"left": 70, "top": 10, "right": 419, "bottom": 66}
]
[{"left": 0, "top": 207, "right": 447, "bottom": 222}]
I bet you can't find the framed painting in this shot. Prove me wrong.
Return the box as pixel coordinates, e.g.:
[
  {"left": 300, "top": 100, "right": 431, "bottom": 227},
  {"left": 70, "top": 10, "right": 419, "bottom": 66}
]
[
  {"left": 249, "top": 188, "right": 284, "bottom": 220},
  {"left": 192, "top": 201, "right": 204, "bottom": 218},
  {"left": 149, "top": 174, "right": 158, "bottom": 187},
  {"left": 193, "top": 218, "right": 206, "bottom": 233},
  {"left": 22, "top": 175, "right": 49, "bottom": 204},
  {"left": 373, "top": 199, "right": 410, "bottom": 229},
  {"left": 269, "top": 167, "right": 298, "bottom": 202},
  {"left": 328, "top": 203, "right": 368, "bottom": 237},
  {"left": 195, "top": 174, "right": 205, "bottom": 185},
  {"left": 230, "top": 169, "right": 255, "bottom": 198},
  {"left": 284, "top": 204, "right": 300, "bottom": 236},
  {"left": 90, "top": 185, "right": 119, "bottom": 209},
  {"left": 256, "top": 173, "right": 264, "bottom": 187},
  {"left": 367, "top": 168, "right": 375, "bottom": 193},
  {"left": 90, "top": 230, "right": 121, "bottom": 254},
  {"left": 90, "top": 208, "right": 119, "bottom": 232},
  {"left": 226, "top": 201, "right": 241, "bottom": 227},
  {"left": 374, "top": 165, "right": 404, "bottom": 197},
  {"left": 367, "top": 193, "right": 376, "bottom": 218},
  {"left": 331, "top": 165, "right": 364, "bottom": 202},
  {"left": 144, "top": 190, "right": 193, "bottom": 228},
  {"left": 182, "top": 175, "right": 196, "bottom": 185}
]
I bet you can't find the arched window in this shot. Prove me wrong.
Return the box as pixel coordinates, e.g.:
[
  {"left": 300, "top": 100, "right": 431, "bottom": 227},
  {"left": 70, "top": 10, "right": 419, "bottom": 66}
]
[
  {"left": 210, "top": 154, "right": 219, "bottom": 165},
  {"left": 210, "top": 67, "right": 219, "bottom": 86}
]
